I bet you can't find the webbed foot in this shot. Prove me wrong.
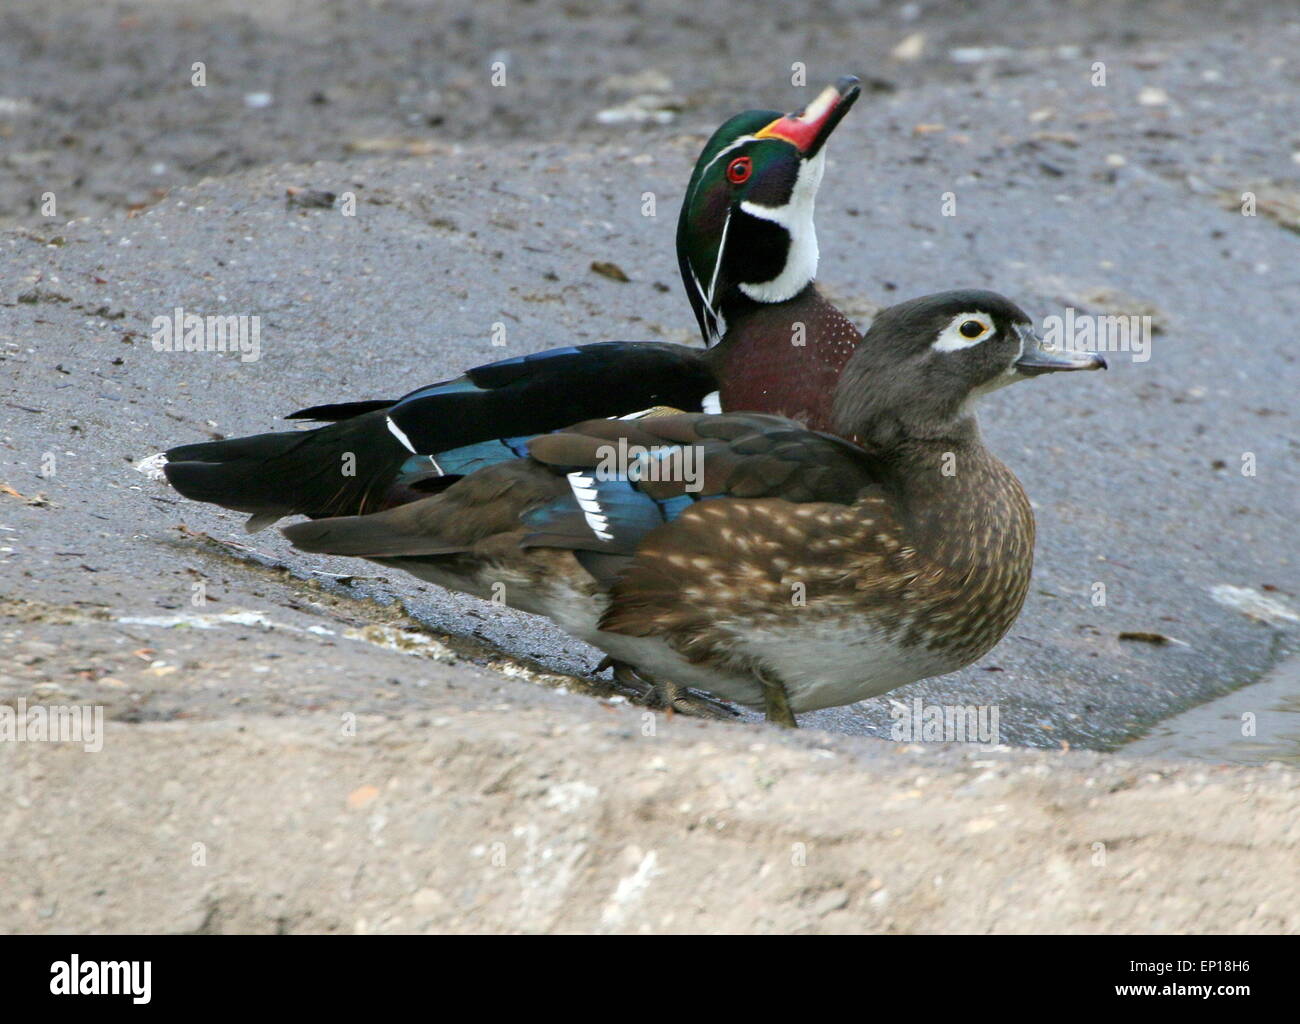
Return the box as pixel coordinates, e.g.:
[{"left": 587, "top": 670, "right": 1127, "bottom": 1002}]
[{"left": 601, "top": 658, "right": 738, "bottom": 721}]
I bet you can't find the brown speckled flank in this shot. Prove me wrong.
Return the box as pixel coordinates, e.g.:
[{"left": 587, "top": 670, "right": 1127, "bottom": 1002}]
[{"left": 602, "top": 439, "right": 1034, "bottom": 676}]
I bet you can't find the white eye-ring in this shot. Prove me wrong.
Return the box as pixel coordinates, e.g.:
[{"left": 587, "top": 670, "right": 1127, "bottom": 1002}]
[{"left": 932, "top": 312, "right": 994, "bottom": 352}]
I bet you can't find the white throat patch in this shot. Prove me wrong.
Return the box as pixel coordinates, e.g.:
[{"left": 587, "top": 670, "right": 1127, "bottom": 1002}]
[{"left": 737, "top": 150, "right": 825, "bottom": 304}]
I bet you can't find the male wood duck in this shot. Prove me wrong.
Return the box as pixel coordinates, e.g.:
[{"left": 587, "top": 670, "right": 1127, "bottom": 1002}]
[
  {"left": 282, "top": 291, "right": 1106, "bottom": 727},
  {"left": 153, "top": 77, "right": 864, "bottom": 530}
]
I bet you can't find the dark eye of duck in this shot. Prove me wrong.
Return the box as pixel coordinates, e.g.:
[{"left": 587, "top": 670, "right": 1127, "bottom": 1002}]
[
  {"left": 959, "top": 320, "right": 986, "bottom": 338},
  {"left": 726, "top": 156, "right": 752, "bottom": 185}
]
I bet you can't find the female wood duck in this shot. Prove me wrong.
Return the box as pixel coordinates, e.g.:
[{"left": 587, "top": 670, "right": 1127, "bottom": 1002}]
[
  {"left": 154, "top": 77, "right": 863, "bottom": 530},
  {"left": 282, "top": 291, "right": 1106, "bottom": 727}
]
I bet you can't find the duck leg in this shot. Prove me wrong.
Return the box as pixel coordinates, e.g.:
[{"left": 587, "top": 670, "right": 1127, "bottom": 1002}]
[
  {"left": 601, "top": 658, "right": 738, "bottom": 720},
  {"left": 755, "top": 668, "right": 798, "bottom": 729}
]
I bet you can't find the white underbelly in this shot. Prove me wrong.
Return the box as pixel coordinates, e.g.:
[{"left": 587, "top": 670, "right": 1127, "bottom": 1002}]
[
  {"left": 384, "top": 559, "right": 964, "bottom": 714},
  {"left": 571, "top": 603, "right": 963, "bottom": 714},
  {"left": 734, "top": 619, "right": 961, "bottom": 712}
]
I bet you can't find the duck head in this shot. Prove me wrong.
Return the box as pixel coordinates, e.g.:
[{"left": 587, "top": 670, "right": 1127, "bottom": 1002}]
[
  {"left": 676, "top": 76, "right": 861, "bottom": 346},
  {"left": 832, "top": 290, "right": 1107, "bottom": 448}
]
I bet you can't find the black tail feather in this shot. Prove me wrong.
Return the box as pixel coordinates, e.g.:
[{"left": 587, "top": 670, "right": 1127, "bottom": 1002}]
[
  {"left": 160, "top": 342, "right": 720, "bottom": 522},
  {"left": 285, "top": 399, "right": 394, "bottom": 422},
  {"left": 163, "top": 413, "right": 407, "bottom": 519}
]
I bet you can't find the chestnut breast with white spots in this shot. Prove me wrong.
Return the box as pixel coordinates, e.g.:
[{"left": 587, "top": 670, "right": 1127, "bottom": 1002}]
[{"left": 711, "top": 287, "right": 860, "bottom": 433}]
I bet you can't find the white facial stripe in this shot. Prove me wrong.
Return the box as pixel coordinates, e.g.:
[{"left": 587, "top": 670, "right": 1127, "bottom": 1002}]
[
  {"left": 1010, "top": 323, "right": 1026, "bottom": 366},
  {"left": 693, "top": 134, "right": 759, "bottom": 184},
  {"left": 687, "top": 263, "right": 722, "bottom": 346},
  {"left": 931, "top": 312, "right": 995, "bottom": 353},
  {"left": 688, "top": 139, "right": 752, "bottom": 346},
  {"left": 737, "top": 149, "right": 824, "bottom": 304},
  {"left": 706, "top": 210, "right": 732, "bottom": 308},
  {"left": 709, "top": 308, "right": 727, "bottom": 345},
  {"left": 687, "top": 210, "right": 728, "bottom": 347},
  {"left": 702, "top": 390, "right": 722, "bottom": 414}
]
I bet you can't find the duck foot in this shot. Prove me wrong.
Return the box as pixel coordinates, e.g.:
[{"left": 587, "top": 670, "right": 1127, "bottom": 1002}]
[
  {"left": 601, "top": 658, "right": 738, "bottom": 721},
  {"left": 655, "top": 677, "right": 741, "bottom": 720},
  {"left": 756, "top": 668, "right": 798, "bottom": 729}
]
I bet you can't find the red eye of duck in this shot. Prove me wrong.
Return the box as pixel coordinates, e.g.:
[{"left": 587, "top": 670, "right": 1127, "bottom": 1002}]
[{"left": 726, "top": 156, "right": 752, "bottom": 184}]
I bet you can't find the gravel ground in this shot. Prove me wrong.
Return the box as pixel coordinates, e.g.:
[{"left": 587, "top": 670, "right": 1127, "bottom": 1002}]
[{"left": 1, "top": 0, "right": 1298, "bottom": 932}]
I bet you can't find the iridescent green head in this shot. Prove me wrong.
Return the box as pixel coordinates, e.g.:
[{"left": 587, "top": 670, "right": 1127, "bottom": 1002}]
[{"left": 676, "top": 77, "right": 861, "bottom": 346}]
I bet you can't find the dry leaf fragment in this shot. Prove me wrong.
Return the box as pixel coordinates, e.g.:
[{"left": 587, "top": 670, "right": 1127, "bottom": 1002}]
[
  {"left": 590, "top": 260, "right": 630, "bottom": 283},
  {"left": 286, "top": 187, "right": 336, "bottom": 209},
  {"left": 0, "top": 482, "right": 51, "bottom": 507},
  {"left": 1118, "top": 630, "right": 1189, "bottom": 646}
]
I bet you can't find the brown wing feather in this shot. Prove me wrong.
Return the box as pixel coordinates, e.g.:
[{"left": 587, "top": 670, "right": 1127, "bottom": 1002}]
[
  {"left": 287, "top": 413, "right": 888, "bottom": 608},
  {"left": 282, "top": 460, "right": 566, "bottom": 557},
  {"left": 529, "top": 412, "right": 878, "bottom": 505}
]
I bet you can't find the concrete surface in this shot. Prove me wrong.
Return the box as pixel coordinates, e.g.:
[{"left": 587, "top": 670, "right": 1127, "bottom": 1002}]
[{"left": 5, "top": 704, "right": 1299, "bottom": 934}]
